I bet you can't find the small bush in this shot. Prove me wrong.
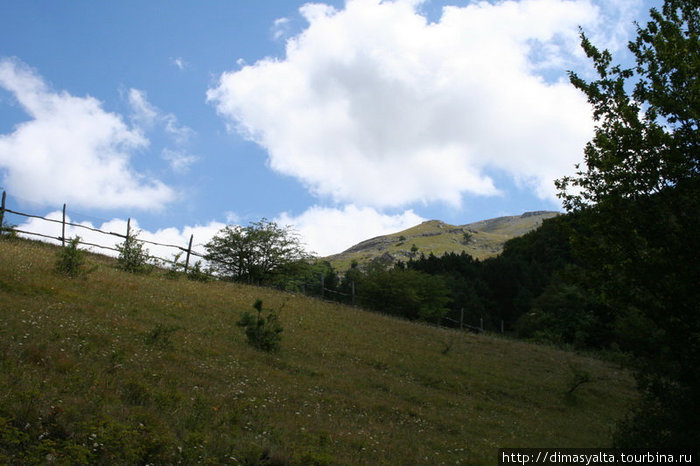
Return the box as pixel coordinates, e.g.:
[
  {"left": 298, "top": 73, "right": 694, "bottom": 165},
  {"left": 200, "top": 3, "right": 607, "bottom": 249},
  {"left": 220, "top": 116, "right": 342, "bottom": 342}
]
[
  {"left": 462, "top": 232, "right": 472, "bottom": 244},
  {"left": 164, "top": 252, "right": 184, "bottom": 279},
  {"left": 0, "top": 221, "right": 18, "bottom": 240},
  {"left": 116, "top": 231, "right": 151, "bottom": 274},
  {"left": 237, "top": 300, "right": 283, "bottom": 352},
  {"left": 566, "top": 363, "right": 592, "bottom": 395},
  {"left": 163, "top": 252, "right": 210, "bottom": 281},
  {"left": 55, "top": 236, "right": 91, "bottom": 278},
  {"left": 187, "top": 260, "right": 210, "bottom": 282}
]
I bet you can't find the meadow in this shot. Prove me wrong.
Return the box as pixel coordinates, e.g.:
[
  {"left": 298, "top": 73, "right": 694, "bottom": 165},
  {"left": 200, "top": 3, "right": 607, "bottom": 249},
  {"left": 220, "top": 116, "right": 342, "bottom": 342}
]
[{"left": 0, "top": 238, "right": 637, "bottom": 465}]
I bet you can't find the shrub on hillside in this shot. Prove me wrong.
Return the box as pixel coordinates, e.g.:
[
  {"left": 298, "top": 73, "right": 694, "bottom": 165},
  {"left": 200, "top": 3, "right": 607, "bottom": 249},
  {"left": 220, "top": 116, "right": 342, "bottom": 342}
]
[
  {"left": 187, "top": 260, "right": 210, "bottom": 282},
  {"left": 116, "top": 231, "right": 151, "bottom": 274},
  {"left": 0, "top": 221, "right": 18, "bottom": 240},
  {"left": 237, "top": 300, "right": 283, "bottom": 352},
  {"left": 55, "top": 236, "right": 91, "bottom": 278}
]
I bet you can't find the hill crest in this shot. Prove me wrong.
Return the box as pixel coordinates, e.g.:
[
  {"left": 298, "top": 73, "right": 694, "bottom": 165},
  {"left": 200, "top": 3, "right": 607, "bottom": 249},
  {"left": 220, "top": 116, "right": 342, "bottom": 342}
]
[{"left": 325, "top": 211, "right": 559, "bottom": 269}]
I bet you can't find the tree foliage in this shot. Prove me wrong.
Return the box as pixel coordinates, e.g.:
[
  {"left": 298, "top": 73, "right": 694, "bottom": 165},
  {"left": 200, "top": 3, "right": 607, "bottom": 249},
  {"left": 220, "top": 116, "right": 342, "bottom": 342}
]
[
  {"left": 558, "top": 1, "right": 699, "bottom": 207},
  {"left": 556, "top": 0, "right": 699, "bottom": 448},
  {"left": 405, "top": 216, "right": 575, "bottom": 333},
  {"left": 352, "top": 264, "right": 451, "bottom": 322},
  {"left": 205, "top": 219, "right": 308, "bottom": 284}
]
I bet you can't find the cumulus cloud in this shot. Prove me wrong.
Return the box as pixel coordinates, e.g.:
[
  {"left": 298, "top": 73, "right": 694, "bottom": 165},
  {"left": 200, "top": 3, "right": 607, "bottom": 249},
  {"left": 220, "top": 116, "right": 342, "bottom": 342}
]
[
  {"left": 0, "top": 58, "right": 175, "bottom": 209},
  {"left": 276, "top": 204, "right": 424, "bottom": 256},
  {"left": 207, "top": 0, "right": 625, "bottom": 208}
]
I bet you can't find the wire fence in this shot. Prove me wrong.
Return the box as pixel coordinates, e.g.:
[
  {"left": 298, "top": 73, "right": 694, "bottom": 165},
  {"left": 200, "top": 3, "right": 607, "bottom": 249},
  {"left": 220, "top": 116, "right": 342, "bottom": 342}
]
[{"left": 0, "top": 190, "right": 204, "bottom": 272}]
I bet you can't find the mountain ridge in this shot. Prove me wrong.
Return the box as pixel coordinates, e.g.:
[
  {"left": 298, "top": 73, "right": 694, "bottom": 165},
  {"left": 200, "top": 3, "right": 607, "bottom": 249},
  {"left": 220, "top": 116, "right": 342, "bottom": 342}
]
[{"left": 325, "top": 210, "right": 560, "bottom": 270}]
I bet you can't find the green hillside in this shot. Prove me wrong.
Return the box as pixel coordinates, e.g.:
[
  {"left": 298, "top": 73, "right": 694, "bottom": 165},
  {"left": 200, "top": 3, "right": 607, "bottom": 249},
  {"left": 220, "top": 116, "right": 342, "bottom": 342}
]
[
  {"left": 325, "top": 211, "right": 559, "bottom": 271},
  {"left": 0, "top": 238, "right": 636, "bottom": 465}
]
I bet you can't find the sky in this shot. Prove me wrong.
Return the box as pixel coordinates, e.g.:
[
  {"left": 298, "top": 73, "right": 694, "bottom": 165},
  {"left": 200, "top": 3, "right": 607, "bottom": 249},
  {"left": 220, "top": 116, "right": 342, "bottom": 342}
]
[{"left": 0, "top": 0, "right": 654, "bottom": 259}]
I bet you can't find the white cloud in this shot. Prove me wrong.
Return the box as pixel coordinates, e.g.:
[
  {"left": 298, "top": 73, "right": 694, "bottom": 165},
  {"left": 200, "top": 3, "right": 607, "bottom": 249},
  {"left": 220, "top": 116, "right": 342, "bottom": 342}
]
[
  {"left": 276, "top": 204, "right": 424, "bottom": 256},
  {"left": 161, "top": 148, "right": 198, "bottom": 173},
  {"left": 127, "top": 88, "right": 159, "bottom": 128},
  {"left": 207, "top": 0, "right": 629, "bottom": 208},
  {"left": 589, "top": 0, "right": 644, "bottom": 52},
  {"left": 0, "top": 58, "right": 175, "bottom": 209},
  {"left": 272, "top": 17, "right": 292, "bottom": 40},
  {"left": 172, "top": 57, "right": 187, "bottom": 71},
  {"left": 127, "top": 88, "right": 197, "bottom": 172},
  {"left": 127, "top": 88, "right": 194, "bottom": 146}
]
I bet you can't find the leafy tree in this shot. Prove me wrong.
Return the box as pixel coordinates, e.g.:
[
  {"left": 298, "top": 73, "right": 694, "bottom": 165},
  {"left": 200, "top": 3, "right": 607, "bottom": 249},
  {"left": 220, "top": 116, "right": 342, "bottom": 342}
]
[
  {"left": 338, "top": 260, "right": 363, "bottom": 304},
  {"left": 205, "top": 219, "right": 308, "bottom": 284},
  {"left": 515, "top": 273, "right": 596, "bottom": 348},
  {"left": 355, "top": 265, "right": 451, "bottom": 322},
  {"left": 266, "top": 259, "right": 339, "bottom": 296},
  {"left": 556, "top": 0, "right": 699, "bottom": 448}
]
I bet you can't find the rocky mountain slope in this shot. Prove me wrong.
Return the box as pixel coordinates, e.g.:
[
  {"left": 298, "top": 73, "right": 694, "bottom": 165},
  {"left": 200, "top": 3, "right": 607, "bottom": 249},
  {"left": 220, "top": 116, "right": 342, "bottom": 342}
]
[{"left": 325, "top": 211, "right": 559, "bottom": 270}]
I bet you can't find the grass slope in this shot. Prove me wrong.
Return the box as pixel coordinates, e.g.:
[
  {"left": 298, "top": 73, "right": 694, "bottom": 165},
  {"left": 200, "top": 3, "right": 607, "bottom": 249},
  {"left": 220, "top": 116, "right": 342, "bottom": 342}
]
[
  {"left": 0, "top": 239, "right": 636, "bottom": 465},
  {"left": 325, "top": 211, "right": 559, "bottom": 271}
]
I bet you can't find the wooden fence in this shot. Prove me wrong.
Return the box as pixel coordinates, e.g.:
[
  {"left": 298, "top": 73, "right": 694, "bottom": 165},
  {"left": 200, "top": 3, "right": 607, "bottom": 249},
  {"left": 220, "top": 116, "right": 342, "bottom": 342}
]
[
  {"left": 0, "top": 190, "right": 203, "bottom": 272},
  {"left": 0, "top": 190, "right": 348, "bottom": 297}
]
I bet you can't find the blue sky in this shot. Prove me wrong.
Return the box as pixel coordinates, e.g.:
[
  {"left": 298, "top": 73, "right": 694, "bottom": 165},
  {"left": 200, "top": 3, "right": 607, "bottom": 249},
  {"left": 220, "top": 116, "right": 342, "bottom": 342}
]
[{"left": 0, "top": 0, "right": 653, "bottom": 258}]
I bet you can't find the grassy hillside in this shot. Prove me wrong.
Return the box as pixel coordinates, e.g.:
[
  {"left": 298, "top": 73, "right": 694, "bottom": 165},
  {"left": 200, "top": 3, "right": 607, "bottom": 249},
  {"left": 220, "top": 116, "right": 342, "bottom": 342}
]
[
  {"left": 0, "top": 238, "right": 636, "bottom": 465},
  {"left": 325, "top": 211, "right": 559, "bottom": 271}
]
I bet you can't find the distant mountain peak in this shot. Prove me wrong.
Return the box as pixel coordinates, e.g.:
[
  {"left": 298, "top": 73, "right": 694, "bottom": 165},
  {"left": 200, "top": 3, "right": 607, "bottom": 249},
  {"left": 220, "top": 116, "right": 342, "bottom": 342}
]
[{"left": 325, "top": 211, "right": 560, "bottom": 270}]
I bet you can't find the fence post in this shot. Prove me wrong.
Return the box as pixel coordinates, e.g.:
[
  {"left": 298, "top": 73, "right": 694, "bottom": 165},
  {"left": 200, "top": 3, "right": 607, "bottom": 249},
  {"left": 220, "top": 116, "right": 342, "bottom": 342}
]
[
  {"left": 184, "top": 234, "right": 193, "bottom": 273},
  {"left": 460, "top": 308, "right": 464, "bottom": 330},
  {"left": 61, "top": 203, "right": 67, "bottom": 247},
  {"left": 0, "top": 191, "right": 5, "bottom": 239},
  {"left": 480, "top": 317, "right": 484, "bottom": 332},
  {"left": 501, "top": 320, "right": 504, "bottom": 334},
  {"left": 351, "top": 281, "right": 355, "bottom": 306},
  {"left": 320, "top": 274, "right": 325, "bottom": 299},
  {"left": 126, "top": 218, "right": 131, "bottom": 240}
]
